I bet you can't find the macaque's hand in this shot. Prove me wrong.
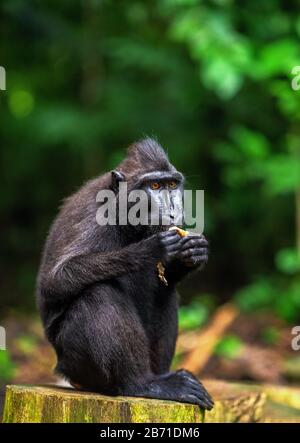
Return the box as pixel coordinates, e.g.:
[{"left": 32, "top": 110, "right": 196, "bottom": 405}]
[
  {"left": 157, "top": 230, "right": 182, "bottom": 265},
  {"left": 177, "top": 233, "right": 209, "bottom": 268}
]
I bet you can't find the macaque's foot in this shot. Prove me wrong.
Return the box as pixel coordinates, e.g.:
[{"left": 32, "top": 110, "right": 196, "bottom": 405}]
[
  {"left": 145, "top": 370, "right": 214, "bottom": 410},
  {"left": 177, "top": 234, "right": 209, "bottom": 268},
  {"left": 174, "top": 369, "right": 214, "bottom": 410}
]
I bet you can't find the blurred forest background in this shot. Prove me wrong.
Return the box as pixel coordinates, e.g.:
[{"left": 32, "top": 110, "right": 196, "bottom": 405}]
[{"left": 1, "top": 0, "right": 300, "bottom": 414}]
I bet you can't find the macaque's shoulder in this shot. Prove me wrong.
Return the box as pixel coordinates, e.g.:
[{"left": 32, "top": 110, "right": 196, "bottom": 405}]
[
  {"left": 45, "top": 173, "right": 111, "bottom": 250},
  {"left": 63, "top": 173, "right": 110, "bottom": 206}
]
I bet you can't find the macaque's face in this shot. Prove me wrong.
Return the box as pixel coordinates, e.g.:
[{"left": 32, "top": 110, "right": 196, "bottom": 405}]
[
  {"left": 138, "top": 171, "right": 184, "bottom": 230},
  {"left": 111, "top": 168, "right": 184, "bottom": 232}
]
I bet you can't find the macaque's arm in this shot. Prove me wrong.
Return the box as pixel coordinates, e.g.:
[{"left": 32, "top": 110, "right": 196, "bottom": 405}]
[
  {"left": 40, "top": 230, "right": 181, "bottom": 301},
  {"left": 41, "top": 237, "right": 160, "bottom": 300}
]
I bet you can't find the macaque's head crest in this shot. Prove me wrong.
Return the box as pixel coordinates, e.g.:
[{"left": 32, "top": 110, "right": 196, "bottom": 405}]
[{"left": 115, "top": 138, "right": 178, "bottom": 182}]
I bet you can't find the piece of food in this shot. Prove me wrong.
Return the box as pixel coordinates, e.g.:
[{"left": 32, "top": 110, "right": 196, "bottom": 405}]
[
  {"left": 169, "top": 226, "right": 189, "bottom": 237},
  {"left": 157, "top": 261, "right": 168, "bottom": 286}
]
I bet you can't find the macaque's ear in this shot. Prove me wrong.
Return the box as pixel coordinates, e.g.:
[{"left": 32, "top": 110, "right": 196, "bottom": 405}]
[{"left": 111, "top": 170, "right": 126, "bottom": 192}]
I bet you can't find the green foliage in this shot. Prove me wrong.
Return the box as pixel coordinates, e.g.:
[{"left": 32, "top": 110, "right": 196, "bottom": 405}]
[
  {"left": 284, "top": 356, "right": 300, "bottom": 380},
  {"left": 235, "top": 279, "right": 276, "bottom": 313},
  {"left": 171, "top": 352, "right": 183, "bottom": 370},
  {"left": 179, "top": 299, "right": 208, "bottom": 331},
  {"left": 261, "top": 327, "right": 280, "bottom": 346},
  {"left": 263, "top": 155, "right": 300, "bottom": 195},
  {"left": 0, "top": 351, "right": 16, "bottom": 382},
  {"left": 214, "top": 335, "right": 243, "bottom": 359},
  {"left": 235, "top": 278, "right": 300, "bottom": 323},
  {"left": 275, "top": 280, "right": 300, "bottom": 323},
  {"left": 276, "top": 248, "right": 300, "bottom": 274},
  {"left": 179, "top": 294, "right": 216, "bottom": 330},
  {"left": 15, "top": 335, "right": 38, "bottom": 355}
]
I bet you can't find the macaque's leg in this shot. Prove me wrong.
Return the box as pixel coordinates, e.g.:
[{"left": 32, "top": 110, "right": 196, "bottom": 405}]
[
  {"left": 150, "top": 296, "right": 178, "bottom": 375},
  {"left": 54, "top": 288, "right": 151, "bottom": 393},
  {"left": 55, "top": 288, "right": 213, "bottom": 409}
]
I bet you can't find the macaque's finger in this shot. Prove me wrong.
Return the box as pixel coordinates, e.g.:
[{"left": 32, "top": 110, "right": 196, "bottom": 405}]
[
  {"left": 168, "top": 239, "right": 183, "bottom": 248},
  {"left": 180, "top": 247, "right": 208, "bottom": 258},
  {"left": 167, "top": 251, "right": 180, "bottom": 261},
  {"left": 184, "top": 255, "right": 208, "bottom": 266},
  {"left": 160, "top": 232, "right": 181, "bottom": 247},
  {"left": 167, "top": 242, "right": 183, "bottom": 254},
  {"left": 180, "top": 237, "right": 208, "bottom": 251},
  {"left": 180, "top": 233, "right": 207, "bottom": 244},
  {"left": 159, "top": 230, "right": 178, "bottom": 240}
]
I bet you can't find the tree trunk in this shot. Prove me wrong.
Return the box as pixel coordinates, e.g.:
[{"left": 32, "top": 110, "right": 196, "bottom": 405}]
[{"left": 2, "top": 381, "right": 265, "bottom": 423}]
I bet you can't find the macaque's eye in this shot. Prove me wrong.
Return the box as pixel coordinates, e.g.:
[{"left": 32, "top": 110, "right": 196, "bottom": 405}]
[
  {"left": 150, "top": 182, "right": 161, "bottom": 190},
  {"left": 169, "top": 181, "right": 178, "bottom": 189}
]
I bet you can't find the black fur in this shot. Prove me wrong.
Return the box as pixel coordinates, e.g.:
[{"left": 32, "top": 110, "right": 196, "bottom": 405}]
[{"left": 36, "top": 138, "right": 213, "bottom": 410}]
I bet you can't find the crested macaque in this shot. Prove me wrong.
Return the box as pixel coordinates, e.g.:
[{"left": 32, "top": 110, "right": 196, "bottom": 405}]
[{"left": 37, "top": 138, "right": 213, "bottom": 410}]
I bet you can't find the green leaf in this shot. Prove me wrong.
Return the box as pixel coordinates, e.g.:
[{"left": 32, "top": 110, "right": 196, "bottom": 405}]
[
  {"left": 230, "top": 126, "right": 270, "bottom": 159},
  {"left": 256, "top": 39, "right": 300, "bottom": 78},
  {"left": 235, "top": 279, "right": 276, "bottom": 312},
  {"left": 276, "top": 248, "right": 300, "bottom": 274},
  {"left": 179, "top": 301, "right": 209, "bottom": 331},
  {"left": 214, "top": 335, "right": 243, "bottom": 359},
  {"left": 261, "top": 327, "right": 280, "bottom": 345},
  {"left": 263, "top": 154, "right": 300, "bottom": 194},
  {"left": 0, "top": 351, "right": 16, "bottom": 382},
  {"left": 202, "top": 58, "right": 243, "bottom": 100},
  {"left": 275, "top": 281, "right": 300, "bottom": 322},
  {"left": 15, "top": 335, "right": 38, "bottom": 355}
]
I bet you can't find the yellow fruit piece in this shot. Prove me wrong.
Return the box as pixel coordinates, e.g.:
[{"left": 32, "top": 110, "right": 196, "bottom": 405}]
[{"left": 169, "top": 226, "right": 189, "bottom": 237}]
